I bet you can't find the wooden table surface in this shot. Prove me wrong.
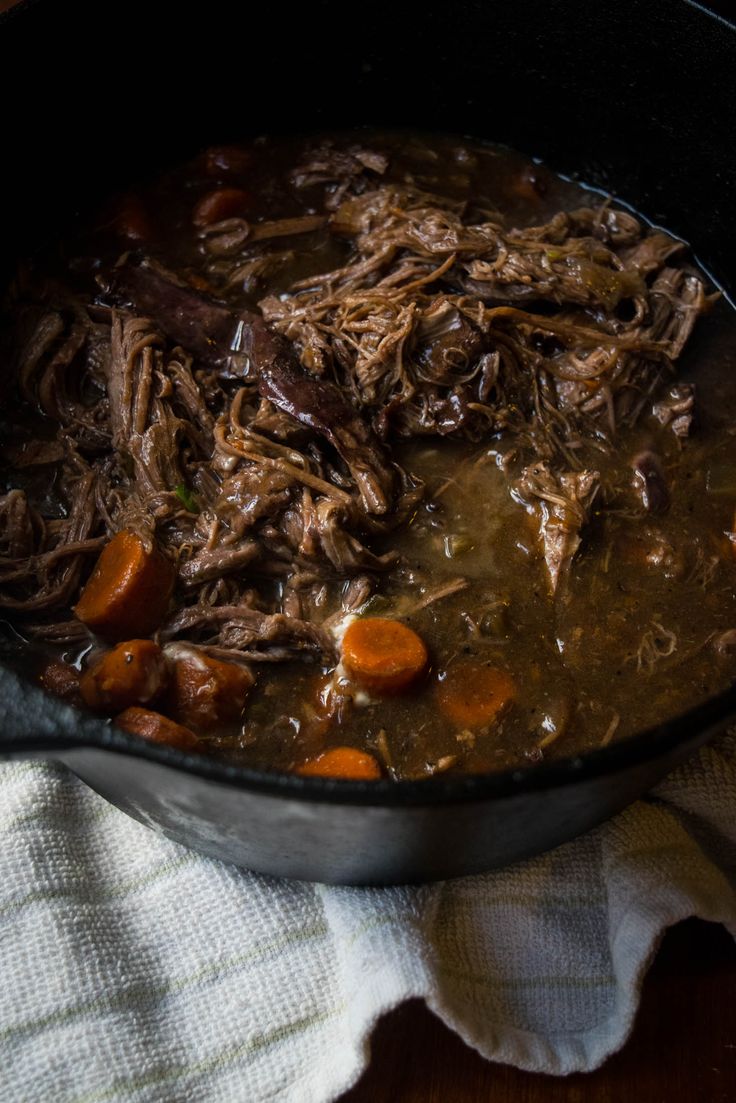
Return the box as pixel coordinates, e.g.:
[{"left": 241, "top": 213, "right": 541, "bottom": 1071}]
[{"left": 342, "top": 919, "right": 736, "bottom": 1102}]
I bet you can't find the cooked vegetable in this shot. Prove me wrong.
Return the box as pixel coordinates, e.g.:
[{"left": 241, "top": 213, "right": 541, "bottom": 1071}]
[
  {"left": 80, "top": 640, "right": 167, "bottom": 712},
  {"left": 437, "top": 662, "right": 516, "bottom": 729},
  {"left": 296, "top": 747, "right": 382, "bottom": 780},
  {"left": 74, "top": 531, "right": 174, "bottom": 640},
  {"left": 115, "top": 706, "right": 201, "bottom": 752},
  {"left": 174, "top": 484, "right": 199, "bottom": 513},
  {"left": 341, "top": 618, "right": 428, "bottom": 694},
  {"left": 166, "top": 647, "right": 254, "bottom": 731}
]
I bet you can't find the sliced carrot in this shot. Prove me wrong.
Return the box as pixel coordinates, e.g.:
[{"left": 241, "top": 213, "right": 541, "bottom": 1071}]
[
  {"left": 341, "top": 617, "right": 428, "bottom": 694},
  {"left": 193, "top": 188, "right": 253, "bottom": 227},
  {"left": 296, "top": 746, "right": 382, "bottom": 781},
  {"left": 437, "top": 661, "right": 516, "bottom": 729},
  {"left": 74, "top": 530, "right": 174, "bottom": 641},
  {"left": 80, "top": 639, "right": 167, "bottom": 712},
  {"left": 167, "top": 648, "right": 254, "bottom": 731},
  {"left": 115, "top": 706, "right": 201, "bottom": 752},
  {"left": 39, "top": 659, "right": 82, "bottom": 705}
]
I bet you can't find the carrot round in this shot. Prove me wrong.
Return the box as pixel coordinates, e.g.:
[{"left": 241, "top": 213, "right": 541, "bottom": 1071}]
[
  {"left": 115, "top": 706, "right": 201, "bottom": 752},
  {"left": 166, "top": 648, "right": 254, "bottom": 731},
  {"left": 193, "top": 188, "right": 252, "bottom": 226},
  {"left": 341, "top": 617, "right": 428, "bottom": 694},
  {"left": 74, "top": 530, "right": 174, "bottom": 641},
  {"left": 296, "top": 747, "right": 382, "bottom": 781},
  {"left": 437, "top": 661, "right": 516, "bottom": 729},
  {"left": 80, "top": 639, "right": 167, "bottom": 713}
]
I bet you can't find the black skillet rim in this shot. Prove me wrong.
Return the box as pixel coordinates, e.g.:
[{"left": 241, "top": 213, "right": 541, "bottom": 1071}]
[
  {"left": 5, "top": 656, "right": 735, "bottom": 807},
  {"left": 120, "top": 678, "right": 736, "bottom": 804}
]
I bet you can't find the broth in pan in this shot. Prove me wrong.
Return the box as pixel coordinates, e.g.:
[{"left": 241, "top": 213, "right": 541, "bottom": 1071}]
[{"left": 2, "top": 132, "right": 735, "bottom": 779}]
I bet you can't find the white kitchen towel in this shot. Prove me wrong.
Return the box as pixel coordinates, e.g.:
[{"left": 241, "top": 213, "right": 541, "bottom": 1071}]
[{"left": 0, "top": 729, "right": 734, "bottom": 1103}]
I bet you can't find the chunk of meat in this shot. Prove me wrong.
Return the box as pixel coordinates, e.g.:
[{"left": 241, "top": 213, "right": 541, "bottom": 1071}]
[
  {"left": 39, "top": 659, "right": 82, "bottom": 705},
  {"left": 255, "top": 340, "right": 397, "bottom": 515},
  {"left": 108, "top": 258, "right": 397, "bottom": 513},
  {"left": 80, "top": 640, "right": 167, "bottom": 712},
  {"left": 106, "top": 257, "right": 247, "bottom": 373},
  {"left": 164, "top": 644, "right": 254, "bottom": 731},
  {"left": 74, "top": 530, "right": 175, "bottom": 640},
  {"left": 290, "top": 145, "right": 388, "bottom": 206},
  {"left": 0, "top": 475, "right": 101, "bottom": 614},
  {"left": 106, "top": 314, "right": 189, "bottom": 498},
  {"left": 2, "top": 439, "right": 66, "bottom": 468},
  {"left": 177, "top": 542, "right": 260, "bottom": 587},
  {"left": 115, "top": 707, "right": 202, "bottom": 752},
  {"left": 161, "top": 601, "right": 334, "bottom": 662},
  {"left": 215, "top": 467, "right": 294, "bottom": 537},
  {"left": 513, "top": 464, "right": 600, "bottom": 594},
  {"left": 0, "top": 489, "right": 36, "bottom": 561},
  {"left": 341, "top": 617, "right": 428, "bottom": 693},
  {"left": 619, "top": 231, "right": 685, "bottom": 275},
  {"left": 296, "top": 746, "right": 382, "bottom": 780},
  {"left": 652, "top": 384, "right": 695, "bottom": 439},
  {"left": 310, "top": 498, "right": 398, "bottom": 573},
  {"left": 413, "top": 301, "right": 483, "bottom": 384},
  {"left": 249, "top": 215, "right": 327, "bottom": 243}
]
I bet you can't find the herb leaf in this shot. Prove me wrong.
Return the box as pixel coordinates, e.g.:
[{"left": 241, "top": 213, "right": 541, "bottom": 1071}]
[{"left": 174, "top": 483, "right": 199, "bottom": 512}]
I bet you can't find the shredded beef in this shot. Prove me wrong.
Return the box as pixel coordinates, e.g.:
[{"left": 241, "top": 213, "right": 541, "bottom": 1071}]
[
  {"left": 652, "top": 383, "right": 695, "bottom": 438},
  {"left": 0, "top": 138, "right": 713, "bottom": 677},
  {"left": 260, "top": 181, "right": 708, "bottom": 457},
  {"left": 513, "top": 464, "right": 600, "bottom": 594},
  {"left": 160, "top": 601, "right": 334, "bottom": 662},
  {"left": 0, "top": 471, "right": 101, "bottom": 612}
]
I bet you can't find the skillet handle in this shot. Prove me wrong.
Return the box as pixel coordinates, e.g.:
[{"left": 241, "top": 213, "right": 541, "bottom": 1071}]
[{"left": 0, "top": 663, "right": 99, "bottom": 760}]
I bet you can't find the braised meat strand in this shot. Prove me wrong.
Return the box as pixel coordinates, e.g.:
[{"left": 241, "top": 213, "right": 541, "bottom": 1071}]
[{"left": 1, "top": 131, "right": 735, "bottom": 780}]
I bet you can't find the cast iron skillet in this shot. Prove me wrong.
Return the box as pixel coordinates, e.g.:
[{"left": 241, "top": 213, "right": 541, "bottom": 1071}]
[{"left": 0, "top": 0, "right": 734, "bottom": 884}]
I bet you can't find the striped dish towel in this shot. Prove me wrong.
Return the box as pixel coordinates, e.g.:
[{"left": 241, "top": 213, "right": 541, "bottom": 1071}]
[{"left": 1, "top": 731, "right": 735, "bottom": 1103}]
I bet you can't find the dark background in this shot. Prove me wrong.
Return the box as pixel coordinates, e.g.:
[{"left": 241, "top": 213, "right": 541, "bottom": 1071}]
[{"left": 1, "top": 0, "right": 735, "bottom": 291}]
